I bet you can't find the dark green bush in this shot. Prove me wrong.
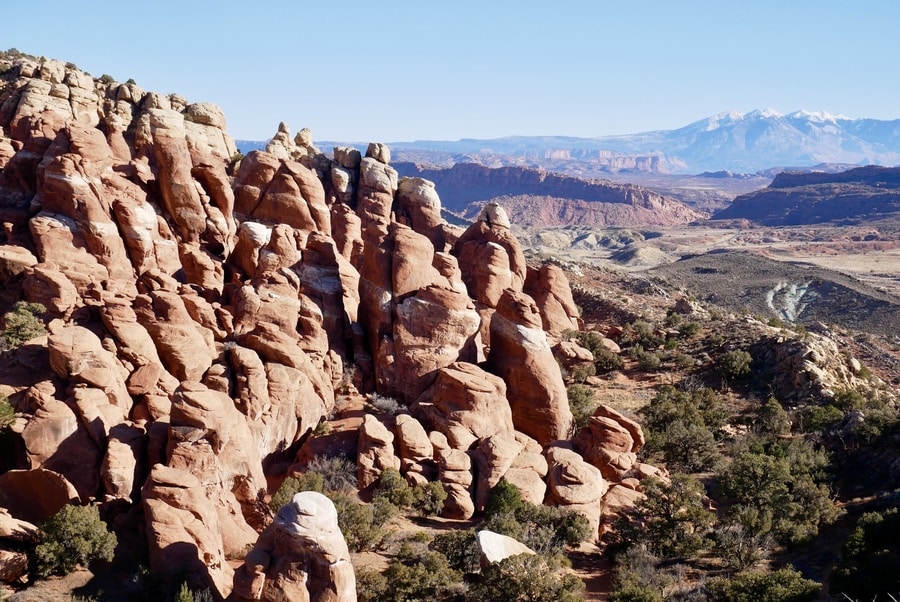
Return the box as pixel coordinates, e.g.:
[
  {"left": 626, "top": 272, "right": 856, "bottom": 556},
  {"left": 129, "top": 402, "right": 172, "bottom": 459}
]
[
  {"left": 705, "top": 566, "right": 820, "bottom": 602},
  {"left": 33, "top": 504, "right": 117, "bottom": 578},
  {"left": 830, "top": 507, "right": 900, "bottom": 599},
  {"left": 410, "top": 481, "right": 447, "bottom": 517},
  {"left": 374, "top": 467, "right": 415, "bottom": 508},
  {"left": 468, "top": 553, "right": 584, "bottom": 602},
  {"left": 754, "top": 397, "right": 791, "bottom": 437},
  {"left": 798, "top": 405, "right": 843, "bottom": 433},
  {"left": 719, "top": 350, "right": 753, "bottom": 379},
  {"left": 568, "top": 385, "right": 598, "bottom": 430},
  {"left": 378, "top": 549, "right": 464, "bottom": 602},
  {"left": 635, "top": 349, "right": 662, "bottom": 371},
  {"left": 430, "top": 530, "right": 480, "bottom": 574},
  {"left": 1, "top": 301, "right": 46, "bottom": 349},
  {"left": 677, "top": 321, "right": 702, "bottom": 338},
  {"left": 484, "top": 495, "right": 592, "bottom": 556},
  {"left": 331, "top": 492, "right": 396, "bottom": 552},
  {"left": 596, "top": 348, "right": 626, "bottom": 373},
  {"left": 721, "top": 443, "right": 838, "bottom": 546},
  {"left": 0, "top": 394, "right": 14, "bottom": 429},
  {"left": 611, "top": 476, "right": 714, "bottom": 560}
]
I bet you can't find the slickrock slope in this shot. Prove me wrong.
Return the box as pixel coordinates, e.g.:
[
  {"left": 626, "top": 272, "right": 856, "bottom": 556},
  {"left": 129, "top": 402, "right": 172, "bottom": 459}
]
[{"left": 0, "top": 56, "right": 656, "bottom": 597}]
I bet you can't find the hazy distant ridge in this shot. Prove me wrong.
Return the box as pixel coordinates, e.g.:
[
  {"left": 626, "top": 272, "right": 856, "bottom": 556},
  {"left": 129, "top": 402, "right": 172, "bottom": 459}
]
[{"left": 241, "top": 110, "right": 900, "bottom": 175}]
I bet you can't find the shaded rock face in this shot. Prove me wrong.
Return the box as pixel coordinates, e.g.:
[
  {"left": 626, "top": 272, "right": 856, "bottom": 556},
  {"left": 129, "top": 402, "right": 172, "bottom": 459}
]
[{"left": 234, "top": 491, "right": 356, "bottom": 602}]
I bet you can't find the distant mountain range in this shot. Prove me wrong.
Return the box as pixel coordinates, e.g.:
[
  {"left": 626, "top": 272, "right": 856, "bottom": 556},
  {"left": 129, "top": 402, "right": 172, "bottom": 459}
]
[{"left": 238, "top": 110, "right": 900, "bottom": 175}]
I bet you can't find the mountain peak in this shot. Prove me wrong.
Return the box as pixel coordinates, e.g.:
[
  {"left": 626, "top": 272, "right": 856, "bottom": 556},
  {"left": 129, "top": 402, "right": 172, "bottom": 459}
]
[{"left": 787, "top": 109, "right": 850, "bottom": 123}]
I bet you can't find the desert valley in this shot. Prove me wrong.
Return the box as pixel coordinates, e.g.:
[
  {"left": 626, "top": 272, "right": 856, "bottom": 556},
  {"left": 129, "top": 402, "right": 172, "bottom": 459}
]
[{"left": 0, "top": 50, "right": 899, "bottom": 602}]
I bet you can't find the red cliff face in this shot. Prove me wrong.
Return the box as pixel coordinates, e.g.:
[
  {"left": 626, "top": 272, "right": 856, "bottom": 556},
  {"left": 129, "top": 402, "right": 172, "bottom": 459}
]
[{"left": 395, "top": 162, "right": 707, "bottom": 227}]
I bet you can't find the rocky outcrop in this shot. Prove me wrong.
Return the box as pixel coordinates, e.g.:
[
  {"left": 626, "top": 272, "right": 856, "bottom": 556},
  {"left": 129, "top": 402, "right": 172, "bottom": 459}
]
[
  {"left": 574, "top": 405, "right": 644, "bottom": 480},
  {"left": 0, "top": 508, "right": 37, "bottom": 583},
  {"left": 412, "top": 362, "right": 514, "bottom": 451},
  {"left": 524, "top": 263, "right": 581, "bottom": 339},
  {"left": 0, "top": 55, "right": 640, "bottom": 595},
  {"left": 233, "top": 491, "right": 356, "bottom": 602},
  {"left": 488, "top": 290, "right": 573, "bottom": 445},
  {"left": 475, "top": 529, "right": 534, "bottom": 568},
  {"left": 356, "top": 414, "right": 400, "bottom": 490},
  {"left": 142, "top": 464, "right": 233, "bottom": 599}
]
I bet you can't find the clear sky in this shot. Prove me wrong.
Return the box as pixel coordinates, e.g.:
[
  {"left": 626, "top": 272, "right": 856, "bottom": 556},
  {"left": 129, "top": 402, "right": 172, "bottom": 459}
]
[{"left": 5, "top": 0, "right": 899, "bottom": 143}]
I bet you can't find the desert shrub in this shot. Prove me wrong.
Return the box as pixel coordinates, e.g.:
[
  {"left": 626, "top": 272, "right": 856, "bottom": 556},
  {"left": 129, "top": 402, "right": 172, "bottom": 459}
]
[
  {"left": 0, "top": 394, "right": 14, "bottom": 429},
  {"left": 576, "top": 331, "right": 625, "bottom": 373},
  {"left": 356, "top": 566, "right": 389, "bottom": 602},
  {"left": 430, "top": 529, "right": 480, "bottom": 574},
  {"left": 33, "top": 504, "right": 117, "bottom": 578},
  {"left": 608, "top": 544, "right": 669, "bottom": 602},
  {"left": 483, "top": 485, "right": 591, "bottom": 555},
  {"left": 305, "top": 455, "right": 357, "bottom": 492},
  {"left": 673, "top": 352, "right": 696, "bottom": 370},
  {"left": 754, "top": 397, "right": 791, "bottom": 437},
  {"left": 1, "top": 301, "right": 46, "bottom": 349},
  {"left": 485, "top": 478, "right": 523, "bottom": 518},
  {"left": 174, "top": 583, "right": 212, "bottom": 602},
  {"left": 367, "top": 392, "right": 400, "bottom": 415},
  {"left": 574, "top": 330, "right": 608, "bottom": 356},
  {"left": 270, "top": 455, "right": 357, "bottom": 510},
  {"left": 568, "top": 385, "right": 597, "bottom": 430},
  {"left": 331, "top": 492, "right": 396, "bottom": 552},
  {"left": 625, "top": 320, "right": 665, "bottom": 350},
  {"left": 643, "top": 386, "right": 728, "bottom": 432},
  {"left": 468, "top": 553, "right": 584, "bottom": 602},
  {"left": 568, "top": 362, "right": 596, "bottom": 383},
  {"left": 374, "top": 467, "right": 415, "bottom": 508},
  {"left": 99, "top": 73, "right": 115, "bottom": 84},
  {"left": 712, "top": 523, "right": 774, "bottom": 571},
  {"left": 515, "top": 503, "right": 592, "bottom": 551},
  {"left": 798, "top": 404, "right": 843, "bottom": 433},
  {"left": 678, "top": 321, "right": 702, "bottom": 338},
  {"left": 657, "top": 421, "right": 722, "bottom": 472},
  {"left": 379, "top": 548, "right": 464, "bottom": 602},
  {"left": 594, "top": 346, "right": 626, "bottom": 373},
  {"left": 609, "top": 585, "right": 663, "bottom": 602},
  {"left": 721, "top": 442, "right": 838, "bottom": 545},
  {"left": 373, "top": 469, "right": 446, "bottom": 516},
  {"left": 410, "top": 481, "right": 446, "bottom": 517},
  {"left": 830, "top": 507, "right": 900, "bottom": 600},
  {"left": 705, "top": 566, "right": 820, "bottom": 602},
  {"left": 635, "top": 349, "right": 662, "bottom": 371},
  {"left": 719, "top": 350, "right": 753, "bottom": 379},
  {"left": 831, "top": 387, "right": 867, "bottom": 411},
  {"left": 642, "top": 386, "right": 726, "bottom": 470},
  {"left": 611, "top": 476, "right": 714, "bottom": 560}
]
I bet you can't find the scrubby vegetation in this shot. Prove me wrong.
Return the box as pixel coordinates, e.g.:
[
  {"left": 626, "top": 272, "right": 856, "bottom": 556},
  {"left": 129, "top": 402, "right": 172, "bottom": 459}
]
[
  {"left": 0, "top": 301, "right": 46, "bottom": 349},
  {"left": 33, "top": 504, "right": 117, "bottom": 579}
]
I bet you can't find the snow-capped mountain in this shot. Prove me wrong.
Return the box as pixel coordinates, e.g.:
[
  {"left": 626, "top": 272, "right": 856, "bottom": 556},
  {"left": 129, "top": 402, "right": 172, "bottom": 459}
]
[{"left": 237, "top": 110, "right": 900, "bottom": 175}]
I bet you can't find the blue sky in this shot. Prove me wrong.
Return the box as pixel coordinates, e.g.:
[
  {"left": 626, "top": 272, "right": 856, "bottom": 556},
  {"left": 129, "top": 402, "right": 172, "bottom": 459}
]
[{"left": 5, "top": 1, "right": 899, "bottom": 142}]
